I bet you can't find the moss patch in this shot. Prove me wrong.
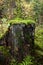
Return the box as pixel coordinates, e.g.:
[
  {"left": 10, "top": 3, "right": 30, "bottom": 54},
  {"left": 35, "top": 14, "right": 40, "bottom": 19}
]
[
  {"left": 7, "top": 18, "right": 35, "bottom": 24},
  {"left": 0, "top": 18, "right": 35, "bottom": 39}
]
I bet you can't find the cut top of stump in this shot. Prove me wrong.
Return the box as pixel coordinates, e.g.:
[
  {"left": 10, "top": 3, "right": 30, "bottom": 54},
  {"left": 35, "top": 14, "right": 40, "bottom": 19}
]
[{"left": 0, "top": 19, "right": 35, "bottom": 39}]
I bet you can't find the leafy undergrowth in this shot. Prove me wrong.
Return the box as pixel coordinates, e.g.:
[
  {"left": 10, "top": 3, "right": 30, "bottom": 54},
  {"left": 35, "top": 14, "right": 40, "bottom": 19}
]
[
  {"left": 34, "top": 24, "right": 43, "bottom": 65},
  {"left": 0, "top": 46, "right": 11, "bottom": 65},
  {"left": 35, "top": 24, "right": 43, "bottom": 51},
  {"left": 0, "top": 46, "right": 10, "bottom": 56},
  {"left": 10, "top": 55, "right": 33, "bottom": 65},
  {"left": 0, "top": 46, "right": 34, "bottom": 65}
]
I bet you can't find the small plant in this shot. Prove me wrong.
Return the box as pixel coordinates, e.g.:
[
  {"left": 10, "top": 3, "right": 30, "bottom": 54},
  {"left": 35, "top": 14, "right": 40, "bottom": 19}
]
[
  {"left": 18, "top": 55, "right": 33, "bottom": 65},
  {"left": 10, "top": 55, "right": 33, "bottom": 65}
]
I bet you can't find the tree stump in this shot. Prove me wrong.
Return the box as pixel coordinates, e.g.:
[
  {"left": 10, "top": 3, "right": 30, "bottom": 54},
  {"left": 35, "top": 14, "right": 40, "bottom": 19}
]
[
  {"left": 6, "top": 23, "right": 35, "bottom": 62},
  {"left": 0, "top": 23, "right": 35, "bottom": 63}
]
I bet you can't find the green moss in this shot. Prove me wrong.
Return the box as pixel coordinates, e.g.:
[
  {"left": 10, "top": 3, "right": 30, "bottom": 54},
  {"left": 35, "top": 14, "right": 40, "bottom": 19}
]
[
  {"left": 10, "top": 55, "right": 33, "bottom": 65},
  {"left": 35, "top": 50, "right": 43, "bottom": 56},
  {"left": 0, "top": 18, "right": 35, "bottom": 39},
  {"left": 7, "top": 18, "right": 35, "bottom": 24}
]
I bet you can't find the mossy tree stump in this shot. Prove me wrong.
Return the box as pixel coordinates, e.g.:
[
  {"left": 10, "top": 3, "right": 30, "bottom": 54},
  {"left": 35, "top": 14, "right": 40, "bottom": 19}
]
[
  {"left": 0, "top": 20, "right": 35, "bottom": 63},
  {"left": 5, "top": 23, "right": 35, "bottom": 62}
]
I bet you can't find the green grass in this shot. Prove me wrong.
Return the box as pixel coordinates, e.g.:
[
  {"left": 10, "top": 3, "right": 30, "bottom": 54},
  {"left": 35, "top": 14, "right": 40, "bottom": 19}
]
[{"left": 10, "top": 55, "right": 33, "bottom": 65}]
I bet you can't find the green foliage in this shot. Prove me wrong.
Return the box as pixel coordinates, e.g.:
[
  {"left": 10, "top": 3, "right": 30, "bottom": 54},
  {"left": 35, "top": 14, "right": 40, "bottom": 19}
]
[
  {"left": 10, "top": 58, "right": 17, "bottom": 65},
  {"left": 8, "top": 18, "right": 35, "bottom": 24},
  {"left": 19, "top": 56, "right": 33, "bottom": 65},
  {"left": 40, "top": 3, "right": 43, "bottom": 15},
  {"left": 0, "top": 0, "right": 42, "bottom": 20},
  {"left": 0, "top": 0, "right": 43, "bottom": 65},
  {"left": 10, "top": 55, "right": 33, "bottom": 65},
  {"left": 35, "top": 24, "right": 43, "bottom": 56},
  {"left": 35, "top": 25, "right": 43, "bottom": 49},
  {"left": 31, "top": 0, "right": 41, "bottom": 21},
  {"left": 0, "top": 46, "right": 10, "bottom": 56}
]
